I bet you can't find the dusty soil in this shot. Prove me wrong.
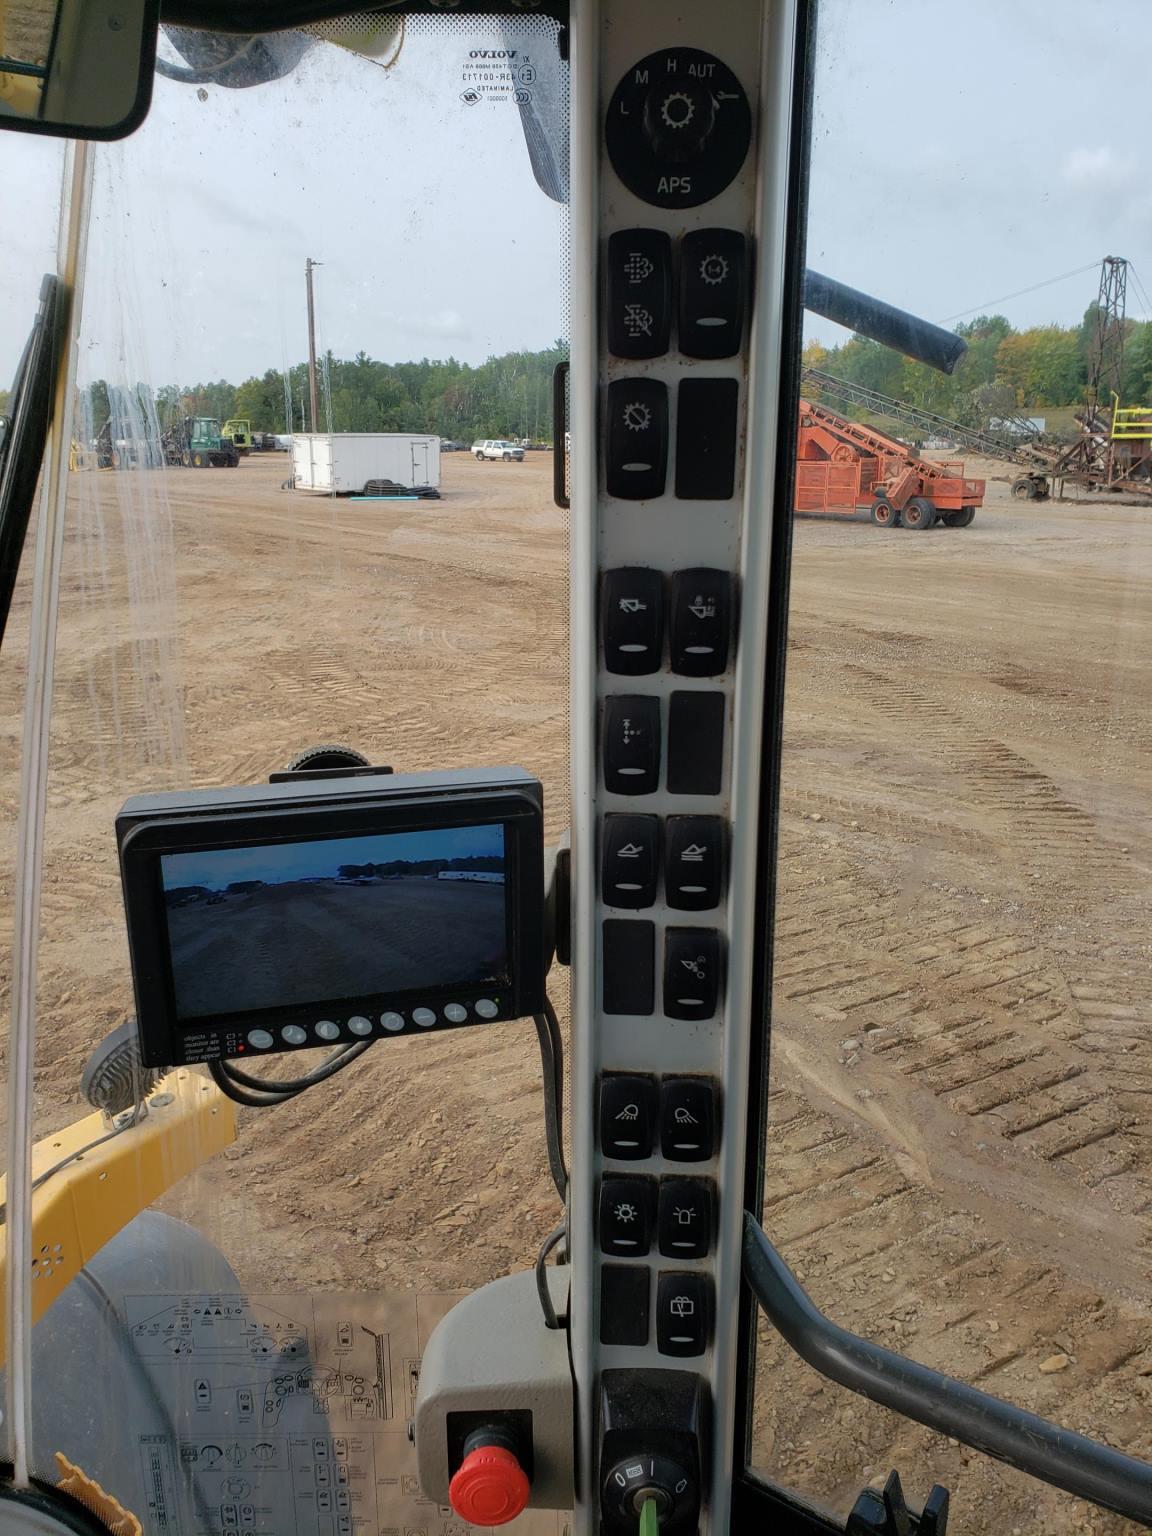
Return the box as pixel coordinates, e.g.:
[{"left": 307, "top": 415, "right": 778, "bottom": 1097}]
[{"left": 1, "top": 451, "right": 1149, "bottom": 1532}]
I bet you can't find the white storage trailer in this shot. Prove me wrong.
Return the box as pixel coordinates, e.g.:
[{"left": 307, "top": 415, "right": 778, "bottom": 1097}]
[{"left": 291, "top": 433, "right": 441, "bottom": 496}]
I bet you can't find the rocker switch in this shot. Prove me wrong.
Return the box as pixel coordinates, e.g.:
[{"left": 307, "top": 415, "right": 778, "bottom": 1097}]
[
  {"left": 669, "top": 568, "right": 732, "bottom": 676},
  {"left": 679, "top": 229, "right": 747, "bottom": 359},
  {"left": 602, "top": 814, "right": 660, "bottom": 909},
  {"left": 603, "top": 695, "right": 661, "bottom": 795},
  {"left": 602, "top": 568, "right": 664, "bottom": 675},
  {"left": 607, "top": 229, "right": 672, "bottom": 359},
  {"left": 607, "top": 379, "right": 668, "bottom": 501}
]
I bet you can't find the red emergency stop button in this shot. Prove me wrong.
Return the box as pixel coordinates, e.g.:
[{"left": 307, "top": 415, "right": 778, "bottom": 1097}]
[{"left": 449, "top": 1443, "right": 530, "bottom": 1526}]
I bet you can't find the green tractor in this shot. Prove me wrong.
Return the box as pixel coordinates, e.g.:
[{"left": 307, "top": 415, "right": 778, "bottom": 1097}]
[
  {"left": 161, "top": 415, "right": 240, "bottom": 468},
  {"left": 221, "top": 415, "right": 253, "bottom": 455}
]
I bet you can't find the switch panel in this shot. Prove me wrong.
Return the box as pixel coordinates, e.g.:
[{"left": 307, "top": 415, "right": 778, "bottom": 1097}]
[
  {"left": 656, "top": 1272, "right": 712, "bottom": 1357},
  {"left": 675, "top": 378, "right": 739, "bottom": 500},
  {"left": 659, "top": 1077, "right": 718, "bottom": 1161},
  {"left": 663, "top": 930, "right": 723, "bottom": 1022},
  {"left": 667, "top": 691, "right": 725, "bottom": 795},
  {"left": 664, "top": 815, "right": 726, "bottom": 910},
  {"left": 669, "top": 569, "right": 732, "bottom": 677},
  {"left": 678, "top": 229, "right": 748, "bottom": 359},
  {"left": 607, "top": 379, "right": 668, "bottom": 500},
  {"left": 601, "top": 814, "right": 660, "bottom": 909},
  {"left": 600, "top": 1073, "right": 658, "bottom": 1160},
  {"left": 601, "top": 1266, "right": 651, "bottom": 1347},
  {"left": 600, "top": 1175, "right": 656, "bottom": 1256},
  {"left": 658, "top": 1177, "right": 715, "bottom": 1258},
  {"left": 603, "top": 694, "right": 661, "bottom": 795},
  {"left": 602, "top": 567, "right": 664, "bottom": 675},
  {"left": 603, "top": 919, "right": 655, "bottom": 1015},
  {"left": 607, "top": 229, "right": 672, "bottom": 359}
]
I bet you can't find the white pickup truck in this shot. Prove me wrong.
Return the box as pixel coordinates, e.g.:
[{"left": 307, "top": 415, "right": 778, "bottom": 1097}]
[{"left": 472, "top": 439, "right": 525, "bottom": 462}]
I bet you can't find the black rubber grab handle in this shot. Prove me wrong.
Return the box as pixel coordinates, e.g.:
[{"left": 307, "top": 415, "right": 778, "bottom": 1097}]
[
  {"left": 803, "top": 270, "right": 967, "bottom": 375},
  {"left": 553, "top": 360, "right": 569, "bottom": 510},
  {"left": 744, "top": 1212, "right": 1152, "bottom": 1527}
]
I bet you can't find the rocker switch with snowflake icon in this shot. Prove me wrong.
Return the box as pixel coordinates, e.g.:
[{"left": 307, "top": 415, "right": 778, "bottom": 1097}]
[
  {"left": 607, "top": 379, "right": 668, "bottom": 500},
  {"left": 679, "top": 229, "right": 747, "bottom": 359}
]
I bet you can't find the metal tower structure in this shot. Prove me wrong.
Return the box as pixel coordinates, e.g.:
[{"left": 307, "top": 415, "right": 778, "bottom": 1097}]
[{"left": 1085, "top": 255, "right": 1128, "bottom": 422}]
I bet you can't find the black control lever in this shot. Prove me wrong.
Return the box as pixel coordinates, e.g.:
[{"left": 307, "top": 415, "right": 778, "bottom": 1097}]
[{"left": 743, "top": 1213, "right": 1152, "bottom": 1527}]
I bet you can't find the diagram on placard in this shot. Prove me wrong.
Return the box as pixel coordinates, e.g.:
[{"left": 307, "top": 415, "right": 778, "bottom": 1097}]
[{"left": 123, "top": 1293, "right": 569, "bottom": 1536}]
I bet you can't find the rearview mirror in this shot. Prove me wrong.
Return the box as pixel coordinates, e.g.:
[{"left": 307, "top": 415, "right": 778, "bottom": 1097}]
[{"left": 0, "top": 0, "right": 158, "bottom": 140}]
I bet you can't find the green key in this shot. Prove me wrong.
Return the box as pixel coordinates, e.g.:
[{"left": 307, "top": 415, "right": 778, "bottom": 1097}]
[{"left": 639, "top": 1494, "right": 659, "bottom": 1536}]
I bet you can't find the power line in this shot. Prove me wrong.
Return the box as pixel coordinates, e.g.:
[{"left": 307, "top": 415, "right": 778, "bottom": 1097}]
[
  {"left": 1127, "top": 264, "right": 1152, "bottom": 323},
  {"left": 938, "top": 260, "right": 1102, "bottom": 325}
]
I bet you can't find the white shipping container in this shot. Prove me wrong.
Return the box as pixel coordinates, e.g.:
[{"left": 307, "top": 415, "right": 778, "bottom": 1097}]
[{"left": 291, "top": 432, "right": 441, "bottom": 494}]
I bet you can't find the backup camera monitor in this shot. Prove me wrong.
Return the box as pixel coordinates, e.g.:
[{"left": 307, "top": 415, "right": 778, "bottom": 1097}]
[{"left": 117, "top": 767, "right": 545, "bottom": 1066}]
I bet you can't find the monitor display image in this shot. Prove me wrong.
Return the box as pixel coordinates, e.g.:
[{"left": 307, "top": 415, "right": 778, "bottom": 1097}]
[{"left": 161, "top": 823, "right": 507, "bottom": 1020}]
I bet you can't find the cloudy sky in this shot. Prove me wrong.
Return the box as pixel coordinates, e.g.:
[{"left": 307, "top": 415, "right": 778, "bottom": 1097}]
[{"left": 2, "top": 0, "right": 1149, "bottom": 391}]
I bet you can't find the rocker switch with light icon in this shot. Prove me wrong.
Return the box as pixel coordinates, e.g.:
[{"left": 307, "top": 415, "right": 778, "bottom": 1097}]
[
  {"left": 669, "top": 568, "right": 732, "bottom": 676},
  {"left": 607, "top": 379, "right": 668, "bottom": 501},
  {"left": 599, "top": 1175, "right": 656, "bottom": 1256},
  {"left": 602, "top": 568, "right": 664, "bottom": 675},
  {"left": 658, "top": 1177, "right": 714, "bottom": 1259},
  {"left": 659, "top": 1077, "right": 718, "bottom": 1162},
  {"left": 679, "top": 229, "right": 747, "bottom": 359},
  {"left": 600, "top": 1073, "right": 658, "bottom": 1160},
  {"left": 607, "top": 230, "right": 672, "bottom": 360}
]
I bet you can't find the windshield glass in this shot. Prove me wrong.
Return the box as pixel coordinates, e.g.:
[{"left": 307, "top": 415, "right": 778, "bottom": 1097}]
[
  {"left": 0, "top": 16, "right": 569, "bottom": 1531},
  {"left": 750, "top": 2, "right": 1152, "bottom": 1529}
]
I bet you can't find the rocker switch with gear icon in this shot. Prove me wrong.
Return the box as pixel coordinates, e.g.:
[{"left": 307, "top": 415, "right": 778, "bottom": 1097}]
[
  {"left": 602, "top": 814, "right": 659, "bottom": 909},
  {"left": 669, "top": 568, "right": 732, "bottom": 676},
  {"left": 607, "top": 379, "right": 667, "bottom": 500},
  {"left": 603, "top": 695, "right": 661, "bottom": 795},
  {"left": 607, "top": 230, "right": 672, "bottom": 360},
  {"left": 660, "top": 1076, "right": 718, "bottom": 1162},
  {"left": 602, "top": 568, "right": 664, "bottom": 675},
  {"left": 679, "top": 229, "right": 747, "bottom": 359}
]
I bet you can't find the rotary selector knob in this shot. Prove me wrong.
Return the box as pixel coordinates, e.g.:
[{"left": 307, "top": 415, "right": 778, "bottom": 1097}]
[
  {"left": 607, "top": 48, "right": 752, "bottom": 209},
  {"left": 642, "top": 77, "right": 716, "bottom": 162}
]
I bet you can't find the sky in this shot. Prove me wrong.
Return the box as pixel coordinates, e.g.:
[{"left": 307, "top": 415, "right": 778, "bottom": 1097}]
[
  {"left": 2, "top": 0, "right": 1150, "bottom": 389},
  {"left": 161, "top": 823, "right": 505, "bottom": 891}
]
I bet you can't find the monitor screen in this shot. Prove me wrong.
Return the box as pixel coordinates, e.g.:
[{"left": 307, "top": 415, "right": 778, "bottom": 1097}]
[{"left": 161, "top": 822, "right": 507, "bottom": 1021}]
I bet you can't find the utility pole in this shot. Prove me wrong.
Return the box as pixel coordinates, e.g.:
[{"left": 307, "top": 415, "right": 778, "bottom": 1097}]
[
  {"left": 1086, "top": 255, "right": 1128, "bottom": 424},
  {"left": 305, "top": 257, "right": 322, "bottom": 436}
]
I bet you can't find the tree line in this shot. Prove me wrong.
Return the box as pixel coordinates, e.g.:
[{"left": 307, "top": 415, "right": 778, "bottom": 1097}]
[
  {"left": 83, "top": 341, "right": 570, "bottom": 446},
  {"left": 72, "top": 303, "right": 1152, "bottom": 448},
  {"left": 804, "top": 304, "right": 1152, "bottom": 433}
]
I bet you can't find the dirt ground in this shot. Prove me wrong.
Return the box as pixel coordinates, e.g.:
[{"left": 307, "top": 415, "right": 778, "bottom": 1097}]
[{"left": 1, "top": 450, "right": 1149, "bottom": 1532}]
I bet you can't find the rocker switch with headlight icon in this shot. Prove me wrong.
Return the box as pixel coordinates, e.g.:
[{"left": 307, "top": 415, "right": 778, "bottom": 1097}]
[
  {"left": 607, "top": 230, "right": 672, "bottom": 359},
  {"left": 660, "top": 1076, "right": 718, "bottom": 1161},
  {"left": 607, "top": 379, "right": 668, "bottom": 500},
  {"left": 600, "top": 1073, "right": 658, "bottom": 1160}
]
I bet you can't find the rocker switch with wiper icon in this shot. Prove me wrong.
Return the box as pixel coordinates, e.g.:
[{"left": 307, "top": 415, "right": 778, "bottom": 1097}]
[
  {"left": 607, "top": 379, "right": 668, "bottom": 500},
  {"left": 602, "top": 568, "right": 664, "bottom": 675}
]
